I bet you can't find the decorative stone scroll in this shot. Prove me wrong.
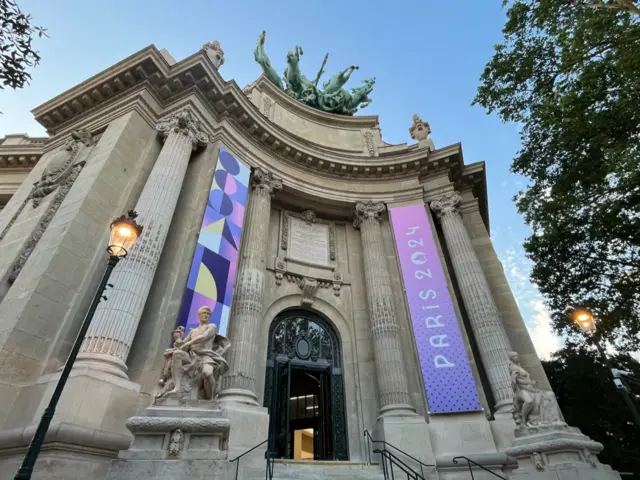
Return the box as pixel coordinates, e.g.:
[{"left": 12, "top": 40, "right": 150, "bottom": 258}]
[{"left": 5, "top": 130, "right": 95, "bottom": 283}]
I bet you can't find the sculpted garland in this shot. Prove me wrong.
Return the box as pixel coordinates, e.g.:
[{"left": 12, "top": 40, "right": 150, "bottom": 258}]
[{"left": 253, "top": 30, "right": 375, "bottom": 115}]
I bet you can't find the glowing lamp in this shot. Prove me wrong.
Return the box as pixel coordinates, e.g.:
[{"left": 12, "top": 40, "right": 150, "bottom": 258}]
[
  {"left": 573, "top": 309, "right": 597, "bottom": 335},
  {"left": 108, "top": 210, "right": 143, "bottom": 258}
]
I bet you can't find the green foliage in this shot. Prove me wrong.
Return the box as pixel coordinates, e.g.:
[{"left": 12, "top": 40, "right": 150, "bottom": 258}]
[
  {"left": 0, "top": 0, "right": 46, "bottom": 90},
  {"left": 542, "top": 343, "right": 640, "bottom": 476},
  {"left": 474, "top": 0, "right": 640, "bottom": 350}
]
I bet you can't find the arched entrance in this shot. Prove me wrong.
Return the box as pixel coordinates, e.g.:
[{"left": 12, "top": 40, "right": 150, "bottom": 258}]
[{"left": 264, "top": 309, "right": 349, "bottom": 461}]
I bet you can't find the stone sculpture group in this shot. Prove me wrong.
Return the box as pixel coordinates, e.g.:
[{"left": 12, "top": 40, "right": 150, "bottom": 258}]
[
  {"left": 253, "top": 30, "right": 375, "bottom": 115},
  {"left": 155, "top": 306, "right": 231, "bottom": 402},
  {"left": 509, "top": 351, "right": 565, "bottom": 429}
]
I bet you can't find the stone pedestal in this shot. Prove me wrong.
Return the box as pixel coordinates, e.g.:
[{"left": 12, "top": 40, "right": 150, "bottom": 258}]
[
  {"left": 105, "top": 398, "right": 231, "bottom": 480},
  {"left": 505, "top": 425, "right": 622, "bottom": 480}
]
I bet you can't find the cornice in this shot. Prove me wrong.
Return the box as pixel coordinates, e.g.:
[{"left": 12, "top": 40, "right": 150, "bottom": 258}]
[
  {"left": 0, "top": 140, "right": 45, "bottom": 169},
  {"left": 28, "top": 44, "right": 490, "bottom": 224}
]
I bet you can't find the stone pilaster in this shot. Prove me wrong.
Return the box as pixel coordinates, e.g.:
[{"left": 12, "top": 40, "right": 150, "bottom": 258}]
[
  {"left": 219, "top": 168, "right": 282, "bottom": 405},
  {"left": 430, "top": 192, "right": 513, "bottom": 413},
  {"left": 354, "top": 201, "right": 415, "bottom": 416},
  {"left": 75, "top": 109, "right": 210, "bottom": 378}
]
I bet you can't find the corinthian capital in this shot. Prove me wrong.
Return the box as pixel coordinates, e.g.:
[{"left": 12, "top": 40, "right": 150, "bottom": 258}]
[
  {"left": 430, "top": 192, "right": 462, "bottom": 218},
  {"left": 353, "top": 201, "right": 386, "bottom": 228},
  {"left": 156, "top": 109, "right": 211, "bottom": 151},
  {"left": 252, "top": 167, "right": 282, "bottom": 195}
]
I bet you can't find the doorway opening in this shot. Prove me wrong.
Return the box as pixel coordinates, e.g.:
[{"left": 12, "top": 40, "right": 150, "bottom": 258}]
[{"left": 264, "top": 310, "right": 348, "bottom": 461}]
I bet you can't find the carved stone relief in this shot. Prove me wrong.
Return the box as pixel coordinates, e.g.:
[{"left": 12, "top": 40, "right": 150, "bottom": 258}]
[
  {"left": 263, "top": 96, "right": 274, "bottom": 118},
  {"left": 168, "top": 429, "right": 184, "bottom": 456},
  {"left": 363, "top": 131, "right": 375, "bottom": 157},
  {"left": 0, "top": 131, "right": 95, "bottom": 244},
  {"left": 281, "top": 209, "right": 336, "bottom": 264},
  {"left": 6, "top": 130, "right": 95, "bottom": 284},
  {"left": 273, "top": 209, "right": 346, "bottom": 300}
]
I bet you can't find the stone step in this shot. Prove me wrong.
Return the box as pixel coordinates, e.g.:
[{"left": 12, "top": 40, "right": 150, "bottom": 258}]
[{"left": 242, "top": 460, "right": 386, "bottom": 480}]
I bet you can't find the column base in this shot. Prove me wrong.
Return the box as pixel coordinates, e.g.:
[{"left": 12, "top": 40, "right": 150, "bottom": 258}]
[
  {"left": 494, "top": 397, "right": 515, "bottom": 415},
  {"left": 378, "top": 403, "right": 416, "bottom": 418},
  {"left": 74, "top": 353, "right": 129, "bottom": 379},
  {"left": 221, "top": 402, "right": 270, "bottom": 479},
  {"left": 373, "top": 414, "right": 435, "bottom": 467},
  {"left": 217, "top": 387, "right": 259, "bottom": 406}
]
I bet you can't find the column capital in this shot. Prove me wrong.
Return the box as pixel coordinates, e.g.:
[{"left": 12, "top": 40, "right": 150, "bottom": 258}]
[
  {"left": 252, "top": 167, "right": 282, "bottom": 195},
  {"left": 430, "top": 192, "right": 462, "bottom": 218},
  {"left": 353, "top": 201, "right": 386, "bottom": 228},
  {"left": 156, "top": 109, "right": 211, "bottom": 150}
]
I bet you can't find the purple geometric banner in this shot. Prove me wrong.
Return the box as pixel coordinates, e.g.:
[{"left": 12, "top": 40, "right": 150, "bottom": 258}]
[
  {"left": 177, "top": 146, "right": 250, "bottom": 337},
  {"left": 390, "top": 203, "right": 482, "bottom": 414}
]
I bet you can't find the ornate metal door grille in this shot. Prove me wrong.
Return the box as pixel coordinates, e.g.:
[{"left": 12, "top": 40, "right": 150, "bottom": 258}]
[{"left": 264, "top": 310, "right": 349, "bottom": 461}]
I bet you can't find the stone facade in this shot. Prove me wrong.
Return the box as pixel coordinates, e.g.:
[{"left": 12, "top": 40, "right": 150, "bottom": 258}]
[{"left": 0, "top": 43, "right": 619, "bottom": 480}]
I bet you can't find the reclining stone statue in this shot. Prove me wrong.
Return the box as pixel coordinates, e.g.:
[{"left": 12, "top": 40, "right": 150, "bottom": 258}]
[{"left": 155, "top": 306, "right": 230, "bottom": 403}]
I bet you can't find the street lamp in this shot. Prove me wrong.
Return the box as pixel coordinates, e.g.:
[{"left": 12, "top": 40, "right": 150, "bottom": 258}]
[
  {"left": 572, "top": 308, "right": 640, "bottom": 429},
  {"left": 14, "top": 211, "right": 143, "bottom": 480}
]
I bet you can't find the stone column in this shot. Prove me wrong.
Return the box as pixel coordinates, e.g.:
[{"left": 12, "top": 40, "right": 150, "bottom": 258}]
[
  {"left": 355, "top": 201, "right": 415, "bottom": 416},
  {"left": 430, "top": 192, "right": 513, "bottom": 413},
  {"left": 75, "top": 109, "right": 210, "bottom": 378},
  {"left": 219, "top": 168, "right": 282, "bottom": 405}
]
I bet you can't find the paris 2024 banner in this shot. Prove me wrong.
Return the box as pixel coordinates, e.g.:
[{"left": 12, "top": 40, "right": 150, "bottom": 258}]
[{"left": 390, "top": 203, "right": 482, "bottom": 414}]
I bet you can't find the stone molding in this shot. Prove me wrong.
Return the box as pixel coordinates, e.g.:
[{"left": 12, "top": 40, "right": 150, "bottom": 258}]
[
  {"left": 273, "top": 208, "right": 344, "bottom": 295},
  {"left": 126, "top": 416, "right": 231, "bottom": 434},
  {"left": 156, "top": 108, "right": 210, "bottom": 150},
  {"left": 27, "top": 45, "right": 485, "bottom": 194},
  {"left": 0, "top": 421, "right": 131, "bottom": 452},
  {"left": 280, "top": 209, "right": 336, "bottom": 262}
]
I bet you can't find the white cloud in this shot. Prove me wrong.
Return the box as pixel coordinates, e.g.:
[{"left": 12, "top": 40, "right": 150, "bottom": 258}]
[
  {"left": 527, "top": 299, "right": 561, "bottom": 359},
  {"left": 498, "top": 244, "right": 562, "bottom": 360}
]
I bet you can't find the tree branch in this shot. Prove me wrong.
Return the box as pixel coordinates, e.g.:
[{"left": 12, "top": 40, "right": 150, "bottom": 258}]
[{"left": 583, "top": 0, "right": 640, "bottom": 16}]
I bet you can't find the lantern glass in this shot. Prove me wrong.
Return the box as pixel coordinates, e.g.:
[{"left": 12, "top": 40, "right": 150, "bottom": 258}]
[
  {"left": 108, "top": 213, "right": 142, "bottom": 257},
  {"left": 574, "top": 310, "right": 597, "bottom": 335}
]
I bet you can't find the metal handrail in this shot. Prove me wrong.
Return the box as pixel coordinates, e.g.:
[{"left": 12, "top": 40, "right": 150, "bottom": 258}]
[
  {"left": 228, "top": 439, "right": 268, "bottom": 480},
  {"left": 364, "top": 430, "right": 434, "bottom": 475},
  {"left": 452, "top": 456, "right": 506, "bottom": 480},
  {"left": 374, "top": 448, "right": 428, "bottom": 480},
  {"left": 265, "top": 451, "right": 275, "bottom": 480}
]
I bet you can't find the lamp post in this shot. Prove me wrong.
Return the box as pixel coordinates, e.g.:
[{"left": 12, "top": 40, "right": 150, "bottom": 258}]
[
  {"left": 573, "top": 309, "right": 640, "bottom": 429},
  {"left": 14, "top": 211, "right": 143, "bottom": 480}
]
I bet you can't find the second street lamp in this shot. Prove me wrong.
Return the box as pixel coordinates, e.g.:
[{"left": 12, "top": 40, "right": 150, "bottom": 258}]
[
  {"left": 14, "top": 211, "right": 143, "bottom": 480},
  {"left": 572, "top": 309, "right": 640, "bottom": 429}
]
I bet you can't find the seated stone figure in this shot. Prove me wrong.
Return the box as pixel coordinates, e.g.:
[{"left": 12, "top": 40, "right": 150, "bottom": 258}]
[
  {"left": 509, "top": 351, "right": 565, "bottom": 429},
  {"left": 155, "top": 306, "right": 231, "bottom": 402}
]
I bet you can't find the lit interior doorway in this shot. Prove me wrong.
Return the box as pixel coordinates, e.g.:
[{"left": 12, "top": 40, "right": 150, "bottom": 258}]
[{"left": 265, "top": 310, "right": 349, "bottom": 461}]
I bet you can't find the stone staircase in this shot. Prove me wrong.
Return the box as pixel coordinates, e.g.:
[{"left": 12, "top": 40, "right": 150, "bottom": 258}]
[{"left": 250, "top": 460, "right": 386, "bottom": 480}]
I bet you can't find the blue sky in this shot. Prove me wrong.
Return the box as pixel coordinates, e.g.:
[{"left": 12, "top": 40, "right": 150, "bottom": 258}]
[{"left": 0, "top": 0, "right": 561, "bottom": 357}]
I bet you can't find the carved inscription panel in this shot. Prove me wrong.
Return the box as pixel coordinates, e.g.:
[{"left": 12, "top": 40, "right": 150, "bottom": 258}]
[{"left": 288, "top": 216, "right": 329, "bottom": 266}]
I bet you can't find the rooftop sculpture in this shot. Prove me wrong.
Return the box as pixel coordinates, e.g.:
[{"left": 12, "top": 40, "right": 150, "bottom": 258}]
[{"left": 253, "top": 30, "right": 375, "bottom": 116}]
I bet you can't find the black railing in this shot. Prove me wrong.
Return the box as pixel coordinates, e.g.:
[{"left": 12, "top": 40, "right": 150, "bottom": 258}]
[
  {"left": 364, "top": 430, "right": 435, "bottom": 480},
  {"left": 452, "top": 456, "right": 506, "bottom": 480},
  {"left": 265, "top": 451, "right": 275, "bottom": 480},
  {"left": 375, "top": 449, "right": 432, "bottom": 480},
  {"left": 228, "top": 439, "right": 268, "bottom": 480}
]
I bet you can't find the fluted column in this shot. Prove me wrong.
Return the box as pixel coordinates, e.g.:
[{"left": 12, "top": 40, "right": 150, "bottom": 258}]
[
  {"left": 219, "top": 168, "right": 282, "bottom": 405},
  {"left": 355, "top": 201, "right": 415, "bottom": 416},
  {"left": 76, "top": 109, "right": 210, "bottom": 378},
  {"left": 430, "top": 192, "right": 512, "bottom": 413}
]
